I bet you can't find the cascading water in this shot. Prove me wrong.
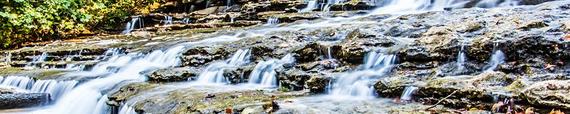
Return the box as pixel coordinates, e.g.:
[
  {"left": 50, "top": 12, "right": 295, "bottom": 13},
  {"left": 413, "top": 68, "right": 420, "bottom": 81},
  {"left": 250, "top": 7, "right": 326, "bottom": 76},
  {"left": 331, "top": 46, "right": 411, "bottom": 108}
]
[
  {"left": 118, "top": 103, "right": 137, "bottom": 114},
  {"left": 183, "top": 18, "right": 191, "bottom": 24},
  {"left": 30, "top": 80, "right": 78, "bottom": 101},
  {"left": 24, "top": 52, "right": 48, "bottom": 69},
  {"left": 0, "top": 76, "right": 78, "bottom": 101},
  {"left": 456, "top": 45, "right": 467, "bottom": 72},
  {"left": 196, "top": 49, "right": 251, "bottom": 84},
  {"left": 400, "top": 86, "right": 418, "bottom": 101},
  {"left": 248, "top": 54, "right": 295, "bottom": 87},
  {"left": 476, "top": 0, "right": 519, "bottom": 8},
  {"left": 163, "top": 16, "right": 173, "bottom": 25},
  {"left": 483, "top": 50, "right": 505, "bottom": 72},
  {"left": 35, "top": 45, "right": 186, "bottom": 114},
  {"left": 328, "top": 51, "right": 396, "bottom": 99},
  {"left": 266, "top": 17, "right": 279, "bottom": 25},
  {"left": 326, "top": 46, "right": 333, "bottom": 60},
  {"left": 300, "top": 0, "right": 318, "bottom": 12},
  {"left": 0, "top": 76, "right": 35, "bottom": 89},
  {"left": 122, "top": 17, "right": 143, "bottom": 34}
]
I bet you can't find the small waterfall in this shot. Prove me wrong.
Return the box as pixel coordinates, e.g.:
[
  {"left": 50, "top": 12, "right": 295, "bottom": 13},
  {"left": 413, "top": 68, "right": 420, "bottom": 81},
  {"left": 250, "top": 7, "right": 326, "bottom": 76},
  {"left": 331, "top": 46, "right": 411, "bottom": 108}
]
[
  {"left": 93, "top": 95, "right": 109, "bottom": 114},
  {"left": 118, "top": 103, "right": 137, "bottom": 114},
  {"left": 476, "top": 0, "right": 519, "bottom": 8},
  {"left": 0, "top": 76, "right": 77, "bottom": 101},
  {"left": 248, "top": 54, "right": 295, "bottom": 87},
  {"left": 266, "top": 17, "right": 279, "bottom": 25},
  {"left": 196, "top": 49, "right": 251, "bottom": 84},
  {"left": 3, "top": 52, "right": 11, "bottom": 65},
  {"left": 0, "top": 76, "right": 35, "bottom": 89},
  {"left": 483, "top": 50, "right": 505, "bottom": 72},
  {"left": 300, "top": 0, "right": 318, "bottom": 12},
  {"left": 326, "top": 46, "right": 333, "bottom": 60},
  {"left": 36, "top": 45, "right": 186, "bottom": 114},
  {"left": 24, "top": 52, "right": 48, "bottom": 69},
  {"left": 163, "top": 16, "right": 173, "bottom": 25},
  {"left": 30, "top": 80, "right": 78, "bottom": 101},
  {"left": 122, "top": 17, "right": 143, "bottom": 34},
  {"left": 230, "top": 17, "right": 235, "bottom": 23},
  {"left": 400, "top": 86, "right": 418, "bottom": 101},
  {"left": 183, "top": 18, "right": 191, "bottom": 24},
  {"left": 456, "top": 45, "right": 467, "bottom": 71},
  {"left": 329, "top": 52, "right": 396, "bottom": 98}
]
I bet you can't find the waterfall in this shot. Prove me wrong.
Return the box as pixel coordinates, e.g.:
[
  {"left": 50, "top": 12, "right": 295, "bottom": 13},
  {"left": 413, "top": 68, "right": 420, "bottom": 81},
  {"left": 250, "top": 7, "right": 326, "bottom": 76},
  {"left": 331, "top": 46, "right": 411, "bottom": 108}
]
[
  {"left": 35, "top": 45, "right": 186, "bottom": 114},
  {"left": 0, "top": 76, "right": 77, "bottom": 101},
  {"left": 483, "top": 50, "right": 505, "bottom": 72},
  {"left": 196, "top": 49, "right": 251, "bottom": 84},
  {"left": 326, "top": 46, "right": 333, "bottom": 60},
  {"left": 266, "top": 17, "right": 279, "bottom": 25},
  {"left": 300, "top": 0, "right": 318, "bottom": 12},
  {"left": 163, "top": 16, "right": 173, "bottom": 25},
  {"left": 329, "top": 51, "right": 396, "bottom": 98},
  {"left": 476, "top": 0, "right": 519, "bottom": 8},
  {"left": 30, "top": 80, "right": 78, "bottom": 101},
  {"left": 456, "top": 45, "right": 467, "bottom": 71},
  {"left": 183, "top": 18, "right": 191, "bottom": 24},
  {"left": 24, "top": 52, "right": 48, "bottom": 69},
  {"left": 118, "top": 103, "right": 137, "bottom": 114},
  {"left": 122, "top": 17, "right": 143, "bottom": 34},
  {"left": 0, "top": 76, "right": 35, "bottom": 90},
  {"left": 248, "top": 54, "right": 295, "bottom": 87},
  {"left": 400, "top": 86, "right": 418, "bottom": 101}
]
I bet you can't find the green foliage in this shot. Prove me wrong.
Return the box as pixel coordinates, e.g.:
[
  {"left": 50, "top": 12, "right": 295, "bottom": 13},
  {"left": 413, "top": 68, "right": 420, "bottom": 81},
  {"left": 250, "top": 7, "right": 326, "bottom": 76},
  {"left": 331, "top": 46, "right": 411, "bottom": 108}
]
[{"left": 0, "top": 0, "right": 162, "bottom": 48}]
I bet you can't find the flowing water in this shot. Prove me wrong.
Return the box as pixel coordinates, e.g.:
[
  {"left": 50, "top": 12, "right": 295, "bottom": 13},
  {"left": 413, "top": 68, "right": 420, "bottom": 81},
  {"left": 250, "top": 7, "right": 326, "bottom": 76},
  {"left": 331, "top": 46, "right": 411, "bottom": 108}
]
[
  {"left": 0, "top": 76, "right": 78, "bottom": 101},
  {"left": 483, "top": 42, "right": 506, "bottom": 72},
  {"left": 266, "top": 17, "right": 280, "bottom": 25},
  {"left": 24, "top": 52, "right": 48, "bottom": 69},
  {"left": 400, "top": 86, "right": 418, "bottom": 101},
  {"left": 248, "top": 54, "right": 295, "bottom": 87},
  {"left": 456, "top": 45, "right": 467, "bottom": 72},
  {"left": 122, "top": 17, "right": 143, "bottom": 34},
  {"left": 196, "top": 49, "right": 251, "bottom": 84},
  {"left": 328, "top": 51, "right": 396, "bottom": 99},
  {"left": 300, "top": 0, "right": 318, "bottom": 12},
  {"left": 3, "top": 0, "right": 535, "bottom": 113},
  {"left": 163, "top": 16, "right": 173, "bottom": 25}
]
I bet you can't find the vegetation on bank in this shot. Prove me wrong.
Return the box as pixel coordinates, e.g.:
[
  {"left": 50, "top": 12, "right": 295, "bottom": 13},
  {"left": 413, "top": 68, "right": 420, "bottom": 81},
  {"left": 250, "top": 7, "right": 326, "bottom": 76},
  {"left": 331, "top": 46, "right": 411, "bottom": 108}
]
[{"left": 0, "top": 0, "right": 162, "bottom": 49}]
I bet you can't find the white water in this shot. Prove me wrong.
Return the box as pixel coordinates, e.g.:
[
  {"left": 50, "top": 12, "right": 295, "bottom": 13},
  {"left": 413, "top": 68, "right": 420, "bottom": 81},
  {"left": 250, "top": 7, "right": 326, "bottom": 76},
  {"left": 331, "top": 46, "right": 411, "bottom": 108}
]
[
  {"left": 326, "top": 46, "right": 333, "bottom": 59},
  {"left": 34, "top": 45, "right": 186, "bottom": 114},
  {"left": 300, "top": 0, "right": 318, "bottom": 12},
  {"left": 400, "top": 86, "right": 418, "bottom": 101},
  {"left": 24, "top": 52, "right": 48, "bottom": 69},
  {"left": 328, "top": 51, "right": 396, "bottom": 99},
  {"left": 122, "top": 17, "right": 143, "bottom": 34},
  {"left": 476, "top": 0, "right": 519, "bottom": 8},
  {"left": 196, "top": 49, "right": 251, "bottom": 84},
  {"left": 266, "top": 17, "right": 279, "bottom": 25},
  {"left": 0, "top": 76, "right": 35, "bottom": 90},
  {"left": 163, "top": 16, "right": 173, "bottom": 25},
  {"left": 483, "top": 50, "right": 505, "bottom": 72},
  {"left": 118, "top": 103, "right": 137, "bottom": 114},
  {"left": 183, "top": 18, "right": 191, "bottom": 24},
  {"left": 248, "top": 54, "right": 295, "bottom": 87},
  {"left": 0, "top": 76, "right": 78, "bottom": 101},
  {"left": 456, "top": 45, "right": 467, "bottom": 71}
]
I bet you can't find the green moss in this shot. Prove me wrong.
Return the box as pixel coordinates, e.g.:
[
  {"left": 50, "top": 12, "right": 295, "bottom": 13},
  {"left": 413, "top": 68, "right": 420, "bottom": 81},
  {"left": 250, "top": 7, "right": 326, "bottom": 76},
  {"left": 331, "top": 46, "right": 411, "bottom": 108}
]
[
  {"left": 36, "top": 70, "right": 66, "bottom": 79},
  {"left": 0, "top": 67, "right": 23, "bottom": 76}
]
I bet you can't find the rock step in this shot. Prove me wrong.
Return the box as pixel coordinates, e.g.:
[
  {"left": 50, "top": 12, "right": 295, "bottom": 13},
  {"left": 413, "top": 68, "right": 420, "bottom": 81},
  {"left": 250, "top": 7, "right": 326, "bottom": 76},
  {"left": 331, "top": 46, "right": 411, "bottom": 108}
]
[{"left": 0, "top": 93, "right": 49, "bottom": 109}]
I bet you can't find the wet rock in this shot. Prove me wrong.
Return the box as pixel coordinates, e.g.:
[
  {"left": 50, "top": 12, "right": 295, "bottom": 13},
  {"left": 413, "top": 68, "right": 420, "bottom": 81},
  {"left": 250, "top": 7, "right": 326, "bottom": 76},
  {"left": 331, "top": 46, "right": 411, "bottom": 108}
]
[
  {"left": 293, "top": 43, "right": 321, "bottom": 63},
  {"left": 0, "top": 93, "right": 49, "bottom": 109},
  {"left": 182, "top": 47, "right": 230, "bottom": 67},
  {"left": 518, "top": 20, "right": 548, "bottom": 30},
  {"left": 148, "top": 68, "right": 200, "bottom": 82},
  {"left": 521, "top": 80, "right": 570, "bottom": 109},
  {"left": 305, "top": 75, "right": 331, "bottom": 93},
  {"left": 277, "top": 70, "right": 313, "bottom": 91}
]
